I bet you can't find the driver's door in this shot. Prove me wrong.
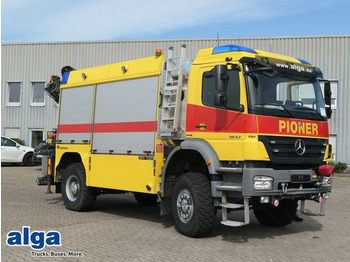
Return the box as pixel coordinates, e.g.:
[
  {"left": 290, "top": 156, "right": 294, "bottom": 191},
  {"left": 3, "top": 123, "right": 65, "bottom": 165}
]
[{"left": 186, "top": 65, "right": 252, "bottom": 160}]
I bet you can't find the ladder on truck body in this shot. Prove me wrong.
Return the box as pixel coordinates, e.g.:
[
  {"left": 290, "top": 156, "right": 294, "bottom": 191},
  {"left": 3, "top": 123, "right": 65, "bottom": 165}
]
[{"left": 159, "top": 44, "right": 187, "bottom": 138}]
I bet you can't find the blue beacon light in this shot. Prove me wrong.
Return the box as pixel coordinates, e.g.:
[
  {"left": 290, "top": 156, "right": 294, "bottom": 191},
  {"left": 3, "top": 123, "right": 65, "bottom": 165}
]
[{"left": 212, "top": 45, "right": 258, "bottom": 55}]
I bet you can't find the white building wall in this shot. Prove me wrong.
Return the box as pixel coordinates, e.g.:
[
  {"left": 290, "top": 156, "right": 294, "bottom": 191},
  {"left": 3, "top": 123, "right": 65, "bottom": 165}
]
[{"left": 1, "top": 36, "right": 349, "bottom": 162}]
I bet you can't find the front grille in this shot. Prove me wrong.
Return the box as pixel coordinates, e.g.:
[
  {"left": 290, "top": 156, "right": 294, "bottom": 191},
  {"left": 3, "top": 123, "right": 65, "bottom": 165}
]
[{"left": 259, "top": 136, "right": 327, "bottom": 165}]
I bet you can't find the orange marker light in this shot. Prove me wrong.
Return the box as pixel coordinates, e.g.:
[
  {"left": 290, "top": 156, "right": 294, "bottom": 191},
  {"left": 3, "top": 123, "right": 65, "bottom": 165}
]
[
  {"left": 155, "top": 49, "right": 163, "bottom": 56},
  {"left": 48, "top": 158, "right": 52, "bottom": 175},
  {"left": 206, "top": 160, "right": 211, "bottom": 166}
]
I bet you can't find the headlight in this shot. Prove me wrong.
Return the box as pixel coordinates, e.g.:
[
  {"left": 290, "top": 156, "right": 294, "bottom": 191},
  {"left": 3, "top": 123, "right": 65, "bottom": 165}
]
[
  {"left": 322, "top": 176, "right": 332, "bottom": 187},
  {"left": 254, "top": 176, "right": 273, "bottom": 190}
]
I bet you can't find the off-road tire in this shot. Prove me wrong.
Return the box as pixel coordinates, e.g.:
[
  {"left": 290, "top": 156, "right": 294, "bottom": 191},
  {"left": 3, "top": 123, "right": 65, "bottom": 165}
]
[
  {"left": 62, "top": 163, "right": 97, "bottom": 211},
  {"left": 172, "top": 172, "right": 216, "bottom": 237},
  {"left": 253, "top": 199, "right": 298, "bottom": 227},
  {"left": 22, "top": 153, "right": 34, "bottom": 166},
  {"left": 134, "top": 192, "right": 158, "bottom": 206}
]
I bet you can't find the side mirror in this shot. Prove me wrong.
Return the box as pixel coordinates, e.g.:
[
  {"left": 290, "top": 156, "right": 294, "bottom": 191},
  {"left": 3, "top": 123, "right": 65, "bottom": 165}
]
[
  {"left": 214, "top": 93, "right": 227, "bottom": 106},
  {"left": 215, "top": 65, "right": 228, "bottom": 92},
  {"left": 324, "top": 81, "right": 332, "bottom": 119},
  {"left": 16, "top": 144, "right": 20, "bottom": 148},
  {"left": 326, "top": 107, "right": 332, "bottom": 119},
  {"left": 213, "top": 65, "right": 228, "bottom": 107},
  {"left": 324, "top": 81, "right": 332, "bottom": 105}
]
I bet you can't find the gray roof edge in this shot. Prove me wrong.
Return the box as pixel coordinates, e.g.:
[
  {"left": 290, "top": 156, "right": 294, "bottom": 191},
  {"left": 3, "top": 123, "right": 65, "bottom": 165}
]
[{"left": 2, "top": 35, "right": 350, "bottom": 46}]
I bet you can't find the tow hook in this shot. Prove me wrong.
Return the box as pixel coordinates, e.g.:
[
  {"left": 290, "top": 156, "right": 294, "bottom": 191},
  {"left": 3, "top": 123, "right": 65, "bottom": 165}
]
[
  {"left": 315, "top": 193, "right": 323, "bottom": 203},
  {"left": 281, "top": 183, "right": 288, "bottom": 194}
]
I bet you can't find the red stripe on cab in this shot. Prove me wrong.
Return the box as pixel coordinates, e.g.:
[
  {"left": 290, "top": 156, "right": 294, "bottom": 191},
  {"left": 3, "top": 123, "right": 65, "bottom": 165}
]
[{"left": 186, "top": 104, "right": 257, "bottom": 133}]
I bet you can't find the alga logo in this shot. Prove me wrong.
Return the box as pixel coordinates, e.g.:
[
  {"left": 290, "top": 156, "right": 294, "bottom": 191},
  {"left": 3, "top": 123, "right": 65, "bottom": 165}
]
[{"left": 6, "top": 226, "right": 61, "bottom": 250}]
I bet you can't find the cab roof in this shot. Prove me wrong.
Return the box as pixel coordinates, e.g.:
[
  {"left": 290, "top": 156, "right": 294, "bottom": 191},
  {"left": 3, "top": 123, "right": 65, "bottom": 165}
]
[{"left": 194, "top": 44, "right": 311, "bottom": 65}]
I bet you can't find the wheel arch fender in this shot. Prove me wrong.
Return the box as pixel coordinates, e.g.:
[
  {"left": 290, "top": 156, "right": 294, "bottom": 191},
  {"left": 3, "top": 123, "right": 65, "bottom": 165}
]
[
  {"left": 160, "top": 139, "right": 220, "bottom": 197},
  {"left": 56, "top": 152, "right": 83, "bottom": 181},
  {"left": 180, "top": 139, "right": 220, "bottom": 174}
]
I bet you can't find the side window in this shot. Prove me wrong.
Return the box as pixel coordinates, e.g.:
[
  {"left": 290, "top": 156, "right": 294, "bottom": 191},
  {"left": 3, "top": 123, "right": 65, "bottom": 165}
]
[
  {"left": 2, "top": 137, "right": 16, "bottom": 147},
  {"left": 31, "top": 82, "right": 46, "bottom": 106},
  {"left": 202, "top": 70, "right": 240, "bottom": 110},
  {"left": 7, "top": 82, "right": 22, "bottom": 106},
  {"left": 226, "top": 71, "right": 240, "bottom": 109}
]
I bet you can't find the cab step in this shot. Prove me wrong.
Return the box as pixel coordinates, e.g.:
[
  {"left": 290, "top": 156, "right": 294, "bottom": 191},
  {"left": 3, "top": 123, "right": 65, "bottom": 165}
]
[
  {"left": 220, "top": 203, "right": 244, "bottom": 209},
  {"left": 220, "top": 193, "right": 250, "bottom": 227},
  {"left": 221, "top": 220, "right": 247, "bottom": 227},
  {"left": 216, "top": 185, "right": 242, "bottom": 192}
]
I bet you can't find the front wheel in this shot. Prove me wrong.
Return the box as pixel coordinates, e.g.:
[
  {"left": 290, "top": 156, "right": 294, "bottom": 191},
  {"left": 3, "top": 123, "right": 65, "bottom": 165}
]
[
  {"left": 171, "top": 172, "right": 216, "bottom": 237},
  {"left": 62, "top": 163, "right": 97, "bottom": 211}
]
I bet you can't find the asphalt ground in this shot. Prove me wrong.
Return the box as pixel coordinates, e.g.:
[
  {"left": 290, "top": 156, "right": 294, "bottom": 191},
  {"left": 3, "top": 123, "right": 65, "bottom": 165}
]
[{"left": 1, "top": 166, "right": 350, "bottom": 261}]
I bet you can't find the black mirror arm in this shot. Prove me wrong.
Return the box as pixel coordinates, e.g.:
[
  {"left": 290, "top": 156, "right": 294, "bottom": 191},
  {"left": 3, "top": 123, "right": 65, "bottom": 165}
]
[
  {"left": 244, "top": 67, "right": 275, "bottom": 75},
  {"left": 226, "top": 63, "right": 241, "bottom": 71}
]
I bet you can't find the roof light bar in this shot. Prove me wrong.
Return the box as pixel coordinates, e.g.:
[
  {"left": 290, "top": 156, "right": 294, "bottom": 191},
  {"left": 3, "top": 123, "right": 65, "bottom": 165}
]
[{"left": 213, "top": 45, "right": 257, "bottom": 55}]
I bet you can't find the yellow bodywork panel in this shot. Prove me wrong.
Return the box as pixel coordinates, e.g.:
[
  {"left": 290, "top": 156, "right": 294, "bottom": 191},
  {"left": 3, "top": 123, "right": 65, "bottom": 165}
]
[
  {"left": 54, "top": 144, "right": 91, "bottom": 182},
  {"left": 189, "top": 132, "right": 269, "bottom": 161},
  {"left": 89, "top": 154, "right": 155, "bottom": 193},
  {"left": 62, "top": 55, "right": 164, "bottom": 88},
  {"left": 186, "top": 60, "right": 270, "bottom": 161},
  {"left": 55, "top": 144, "right": 164, "bottom": 194},
  {"left": 55, "top": 54, "right": 165, "bottom": 194},
  {"left": 88, "top": 138, "right": 164, "bottom": 193}
]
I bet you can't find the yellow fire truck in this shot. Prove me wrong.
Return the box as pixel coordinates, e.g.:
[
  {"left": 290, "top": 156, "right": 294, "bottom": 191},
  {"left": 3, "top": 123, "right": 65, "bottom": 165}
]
[{"left": 41, "top": 44, "right": 334, "bottom": 237}]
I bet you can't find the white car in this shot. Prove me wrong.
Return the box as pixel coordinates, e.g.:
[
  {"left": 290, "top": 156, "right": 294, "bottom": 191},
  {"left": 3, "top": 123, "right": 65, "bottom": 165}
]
[{"left": 1, "top": 136, "right": 34, "bottom": 166}]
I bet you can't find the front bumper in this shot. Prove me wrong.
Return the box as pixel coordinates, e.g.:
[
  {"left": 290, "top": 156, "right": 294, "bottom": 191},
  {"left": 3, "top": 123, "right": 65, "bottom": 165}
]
[
  {"left": 242, "top": 168, "right": 331, "bottom": 197},
  {"left": 212, "top": 167, "right": 332, "bottom": 198}
]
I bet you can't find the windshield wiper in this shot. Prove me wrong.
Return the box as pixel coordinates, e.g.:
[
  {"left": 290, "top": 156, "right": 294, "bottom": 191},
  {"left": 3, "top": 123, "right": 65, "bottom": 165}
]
[
  {"left": 292, "top": 106, "right": 325, "bottom": 120},
  {"left": 254, "top": 103, "right": 294, "bottom": 118}
]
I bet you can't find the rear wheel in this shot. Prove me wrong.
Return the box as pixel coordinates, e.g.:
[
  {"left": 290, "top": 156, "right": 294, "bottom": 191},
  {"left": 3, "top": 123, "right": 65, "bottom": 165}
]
[
  {"left": 62, "top": 163, "right": 97, "bottom": 211},
  {"left": 22, "top": 153, "right": 33, "bottom": 166},
  {"left": 253, "top": 199, "right": 298, "bottom": 227},
  {"left": 171, "top": 172, "right": 216, "bottom": 237},
  {"left": 134, "top": 192, "right": 158, "bottom": 206}
]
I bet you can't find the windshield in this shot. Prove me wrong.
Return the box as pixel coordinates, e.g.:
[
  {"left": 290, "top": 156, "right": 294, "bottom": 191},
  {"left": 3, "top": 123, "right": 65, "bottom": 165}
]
[{"left": 246, "top": 67, "right": 327, "bottom": 121}]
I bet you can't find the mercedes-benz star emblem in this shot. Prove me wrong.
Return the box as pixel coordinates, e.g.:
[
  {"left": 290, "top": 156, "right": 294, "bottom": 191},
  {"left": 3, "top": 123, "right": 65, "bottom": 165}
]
[{"left": 295, "top": 139, "right": 306, "bottom": 156}]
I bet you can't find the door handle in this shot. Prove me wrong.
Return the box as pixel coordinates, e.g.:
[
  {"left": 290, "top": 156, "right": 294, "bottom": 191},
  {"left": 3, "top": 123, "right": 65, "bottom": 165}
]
[{"left": 195, "top": 123, "right": 207, "bottom": 129}]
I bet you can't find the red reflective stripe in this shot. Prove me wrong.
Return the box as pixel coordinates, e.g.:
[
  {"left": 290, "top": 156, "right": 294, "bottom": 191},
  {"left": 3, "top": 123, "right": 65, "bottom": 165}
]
[
  {"left": 94, "top": 121, "right": 157, "bottom": 133},
  {"left": 58, "top": 124, "right": 91, "bottom": 133},
  {"left": 186, "top": 104, "right": 257, "bottom": 133},
  {"left": 58, "top": 121, "right": 157, "bottom": 134},
  {"left": 185, "top": 104, "right": 329, "bottom": 138}
]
